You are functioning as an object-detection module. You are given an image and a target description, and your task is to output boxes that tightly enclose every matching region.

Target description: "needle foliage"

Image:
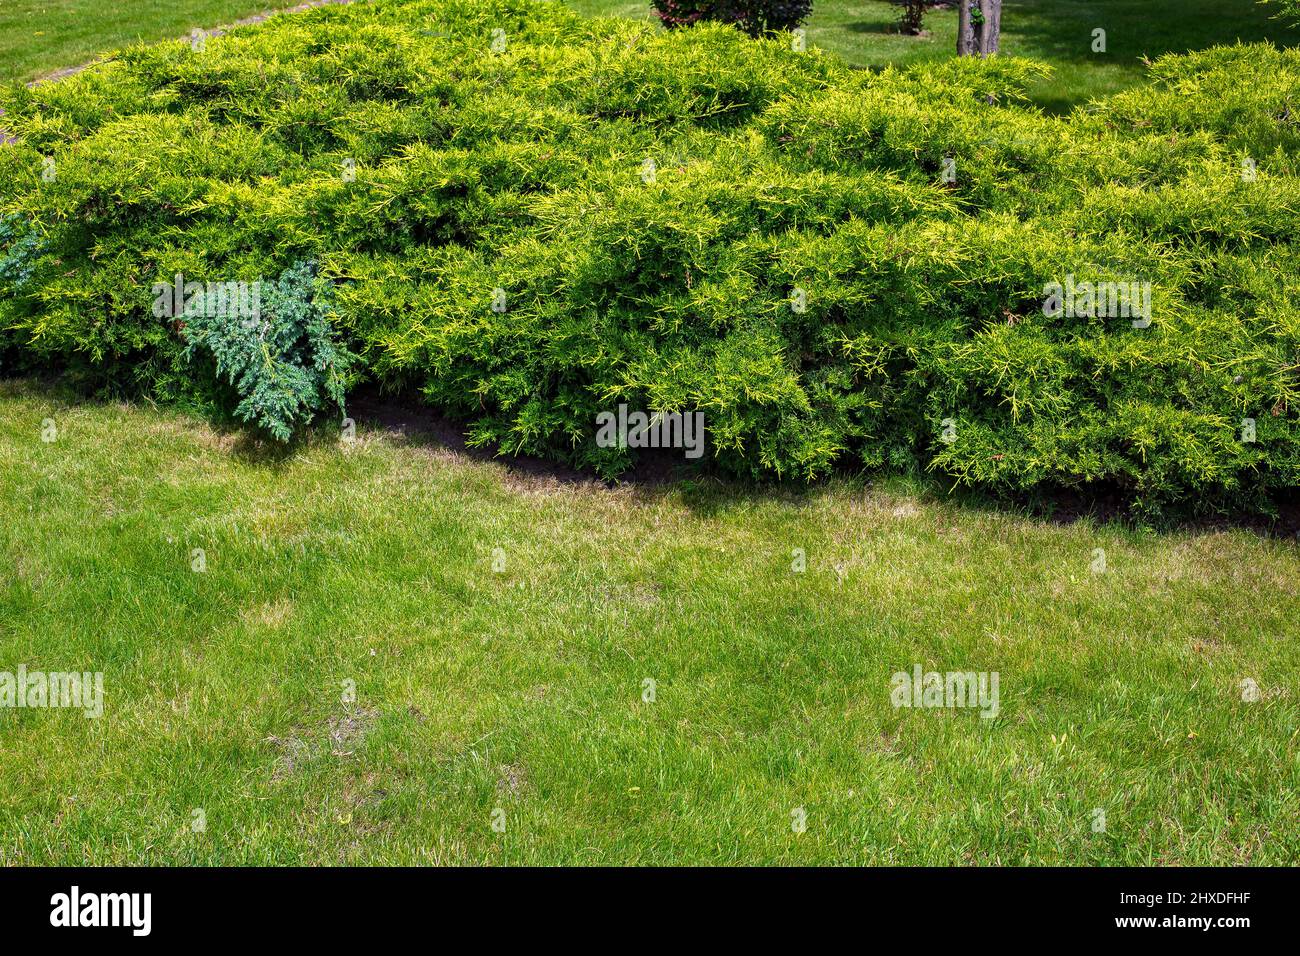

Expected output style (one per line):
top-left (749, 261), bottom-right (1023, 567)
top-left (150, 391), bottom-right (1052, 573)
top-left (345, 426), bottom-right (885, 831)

top-left (1, 0), bottom-right (1298, 512)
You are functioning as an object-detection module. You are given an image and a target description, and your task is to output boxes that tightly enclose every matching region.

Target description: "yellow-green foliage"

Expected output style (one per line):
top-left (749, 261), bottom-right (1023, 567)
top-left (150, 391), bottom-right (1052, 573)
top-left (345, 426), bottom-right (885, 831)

top-left (1, 0), bottom-right (1298, 511)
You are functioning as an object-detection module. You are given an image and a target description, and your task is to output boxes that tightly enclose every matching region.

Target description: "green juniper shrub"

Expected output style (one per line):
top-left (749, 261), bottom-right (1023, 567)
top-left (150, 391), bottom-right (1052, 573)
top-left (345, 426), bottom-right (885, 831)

top-left (1, 0), bottom-right (1299, 514)
top-left (180, 260), bottom-right (356, 441)
top-left (0, 213), bottom-right (44, 293)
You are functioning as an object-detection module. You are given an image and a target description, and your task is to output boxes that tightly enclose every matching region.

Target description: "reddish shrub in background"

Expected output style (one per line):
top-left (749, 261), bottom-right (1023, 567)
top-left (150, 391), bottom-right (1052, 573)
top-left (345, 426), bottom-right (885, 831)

top-left (650, 0), bottom-right (813, 36)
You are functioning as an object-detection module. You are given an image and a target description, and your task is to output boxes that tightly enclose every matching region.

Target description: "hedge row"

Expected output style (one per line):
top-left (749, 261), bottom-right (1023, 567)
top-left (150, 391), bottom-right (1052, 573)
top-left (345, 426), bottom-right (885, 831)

top-left (2, 0), bottom-right (1299, 512)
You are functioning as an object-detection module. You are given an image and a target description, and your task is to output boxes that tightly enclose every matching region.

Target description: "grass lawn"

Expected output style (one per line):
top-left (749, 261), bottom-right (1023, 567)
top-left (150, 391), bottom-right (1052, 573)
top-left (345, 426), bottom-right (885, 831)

top-left (5, 0), bottom-right (1299, 109)
top-left (1, 379), bottom-right (1297, 865)
top-left (3, 0), bottom-right (1300, 866)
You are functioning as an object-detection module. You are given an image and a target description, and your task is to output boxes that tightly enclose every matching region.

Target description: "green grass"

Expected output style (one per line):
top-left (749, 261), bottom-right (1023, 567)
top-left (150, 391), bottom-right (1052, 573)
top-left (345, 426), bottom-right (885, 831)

top-left (2, 379), bottom-right (1297, 865)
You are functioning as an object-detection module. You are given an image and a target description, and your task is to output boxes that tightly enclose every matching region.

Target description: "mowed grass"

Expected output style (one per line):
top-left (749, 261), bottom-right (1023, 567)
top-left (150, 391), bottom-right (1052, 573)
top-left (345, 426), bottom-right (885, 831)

top-left (1, 379), bottom-right (1297, 865)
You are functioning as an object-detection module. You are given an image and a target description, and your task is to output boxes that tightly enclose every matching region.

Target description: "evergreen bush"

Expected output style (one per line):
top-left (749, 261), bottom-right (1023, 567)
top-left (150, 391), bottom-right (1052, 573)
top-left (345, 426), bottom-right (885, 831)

top-left (1, 0), bottom-right (1298, 513)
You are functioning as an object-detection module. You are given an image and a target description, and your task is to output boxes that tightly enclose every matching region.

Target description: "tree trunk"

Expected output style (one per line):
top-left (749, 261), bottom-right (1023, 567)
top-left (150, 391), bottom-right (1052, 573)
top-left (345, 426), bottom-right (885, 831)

top-left (958, 0), bottom-right (1002, 57)
top-left (983, 0), bottom-right (1002, 55)
top-left (957, 1), bottom-right (976, 56)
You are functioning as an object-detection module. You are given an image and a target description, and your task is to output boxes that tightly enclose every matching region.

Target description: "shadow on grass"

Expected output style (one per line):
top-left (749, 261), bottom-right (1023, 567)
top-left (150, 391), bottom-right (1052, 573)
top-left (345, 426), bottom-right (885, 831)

top-left (843, 19), bottom-right (911, 36)
top-left (1002, 0), bottom-right (1300, 69)
top-left (346, 386), bottom-right (1300, 540)
top-left (7, 376), bottom-right (1299, 539)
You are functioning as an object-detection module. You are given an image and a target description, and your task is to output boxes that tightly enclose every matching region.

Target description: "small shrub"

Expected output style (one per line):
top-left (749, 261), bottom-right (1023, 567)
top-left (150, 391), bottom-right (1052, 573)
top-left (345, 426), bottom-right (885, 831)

top-left (651, 0), bottom-right (814, 37)
top-left (898, 1), bottom-right (928, 35)
top-left (0, 214), bottom-right (44, 293)
top-left (181, 260), bottom-right (355, 441)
